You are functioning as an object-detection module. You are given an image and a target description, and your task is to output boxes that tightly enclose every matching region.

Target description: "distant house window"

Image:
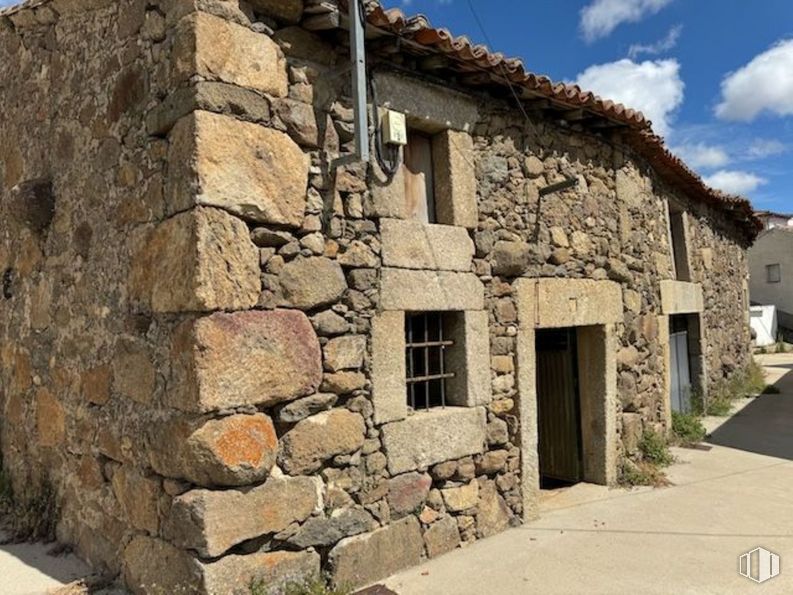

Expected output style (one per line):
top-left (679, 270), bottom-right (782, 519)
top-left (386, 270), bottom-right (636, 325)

top-left (767, 264), bottom-right (781, 284)
top-left (668, 203), bottom-right (691, 282)
top-left (403, 131), bottom-right (437, 224)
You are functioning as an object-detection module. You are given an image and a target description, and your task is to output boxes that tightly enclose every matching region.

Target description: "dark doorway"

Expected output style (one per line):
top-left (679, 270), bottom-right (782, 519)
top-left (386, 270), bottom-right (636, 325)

top-left (536, 328), bottom-right (583, 487)
top-left (669, 314), bottom-right (703, 414)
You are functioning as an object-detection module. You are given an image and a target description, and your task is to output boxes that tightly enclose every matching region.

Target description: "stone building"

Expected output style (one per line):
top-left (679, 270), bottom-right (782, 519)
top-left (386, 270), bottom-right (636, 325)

top-left (0, 0), bottom-right (759, 593)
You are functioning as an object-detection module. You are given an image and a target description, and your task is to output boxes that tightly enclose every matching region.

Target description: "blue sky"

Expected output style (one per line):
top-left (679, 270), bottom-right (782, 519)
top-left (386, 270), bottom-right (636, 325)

top-left (389, 0), bottom-right (793, 212)
top-left (3, 0), bottom-right (791, 210)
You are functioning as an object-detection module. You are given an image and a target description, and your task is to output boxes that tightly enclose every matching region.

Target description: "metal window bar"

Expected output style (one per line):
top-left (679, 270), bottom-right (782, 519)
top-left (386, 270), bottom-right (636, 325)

top-left (405, 312), bottom-right (455, 411)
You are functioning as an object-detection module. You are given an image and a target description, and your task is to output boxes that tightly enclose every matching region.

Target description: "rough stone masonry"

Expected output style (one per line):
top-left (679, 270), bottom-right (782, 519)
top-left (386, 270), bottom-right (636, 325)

top-left (0, 0), bottom-right (758, 593)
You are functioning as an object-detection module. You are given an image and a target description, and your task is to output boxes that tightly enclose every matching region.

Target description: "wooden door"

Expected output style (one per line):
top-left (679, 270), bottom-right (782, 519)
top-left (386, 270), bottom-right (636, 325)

top-left (536, 328), bottom-right (582, 484)
top-left (403, 132), bottom-right (436, 223)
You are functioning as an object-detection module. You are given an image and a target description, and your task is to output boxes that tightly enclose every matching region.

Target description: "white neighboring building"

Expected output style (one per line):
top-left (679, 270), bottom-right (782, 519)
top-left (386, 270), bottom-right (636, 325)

top-left (748, 227), bottom-right (793, 333)
top-left (750, 305), bottom-right (777, 346)
top-left (755, 210), bottom-right (793, 230)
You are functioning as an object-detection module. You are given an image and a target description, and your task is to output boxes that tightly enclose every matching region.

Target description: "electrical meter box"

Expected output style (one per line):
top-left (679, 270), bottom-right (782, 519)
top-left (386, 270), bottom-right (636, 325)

top-left (382, 110), bottom-right (408, 146)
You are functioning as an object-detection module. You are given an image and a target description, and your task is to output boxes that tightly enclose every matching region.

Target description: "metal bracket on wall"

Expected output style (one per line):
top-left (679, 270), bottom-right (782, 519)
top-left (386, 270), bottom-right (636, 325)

top-left (539, 176), bottom-right (579, 197)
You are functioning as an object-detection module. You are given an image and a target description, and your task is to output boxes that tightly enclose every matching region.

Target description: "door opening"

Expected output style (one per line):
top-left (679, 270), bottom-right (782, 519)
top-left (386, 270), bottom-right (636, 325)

top-left (669, 314), bottom-right (703, 414)
top-left (536, 328), bottom-right (583, 488)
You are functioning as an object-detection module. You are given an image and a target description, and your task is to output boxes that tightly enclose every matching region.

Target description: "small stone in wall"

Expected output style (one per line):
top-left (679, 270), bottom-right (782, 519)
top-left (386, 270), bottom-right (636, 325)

top-left (36, 388), bottom-right (65, 448)
top-left (387, 472), bottom-right (432, 518)
top-left (486, 418), bottom-right (509, 446)
top-left (251, 228), bottom-right (294, 248)
top-left (524, 156), bottom-right (544, 178)
top-left (617, 346), bottom-right (640, 368)
top-left (286, 507), bottom-right (375, 548)
top-left (607, 258), bottom-right (632, 283)
top-left (275, 393), bottom-right (338, 424)
top-left (338, 240), bottom-right (379, 268)
top-left (82, 364), bottom-right (113, 405)
top-left (430, 461), bottom-right (457, 481)
top-left (492, 241), bottom-right (530, 277)
top-left (475, 450), bottom-right (509, 476)
top-left (549, 247), bottom-right (572, 265)
top-left (549, 226), bottom-right (569, 247)
top-left (622, 413), bottom-right (643, 455)
top-left (275, 98), bottom-right (320, 148)
top-left (476, 480), bottom-right (513, 538)
top-left (299, 232), bottom-right (325, 255)
top-left (424, 516), bottom-right (461, 559)
top-left (280, 257), bottom-right (347, 310)
top-left (320, 371), bottom-right (366, 394)
top-left (111, 466), bottom-right (161, 535)
top-left (323, 335), bottom-right (366, 372)
top-left (278, 409), bottom-right (366, 475)
top-left (112, 338), bottom-right (156, 405)
top-left (441, 480), bottom-right (479, 513)
top-left (311, 310), bottom-right (350, 337)
top-left (453, 458), bottom-right (476, 481)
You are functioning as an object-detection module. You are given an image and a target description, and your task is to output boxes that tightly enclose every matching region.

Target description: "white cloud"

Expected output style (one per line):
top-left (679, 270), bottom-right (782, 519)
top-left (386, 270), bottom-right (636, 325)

top-left (580, 0), bottom-right (674, 43)
top-left (672, 143), bottom-right (729, 169)
top-left (747, 138), bottom-right (786, 159)
top-left (628, 24), bottom-right (682, 59)
top-left (574, 58), bottom-right (684, 137)
top-left (715, 39), bottom-right (793, 121)
top-left (703, 170), bottom-right (767, 195)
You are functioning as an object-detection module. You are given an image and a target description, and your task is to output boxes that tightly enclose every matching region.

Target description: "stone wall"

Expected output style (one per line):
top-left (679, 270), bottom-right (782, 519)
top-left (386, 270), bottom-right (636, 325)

top-left (0, 1), bottom-right (753, 593)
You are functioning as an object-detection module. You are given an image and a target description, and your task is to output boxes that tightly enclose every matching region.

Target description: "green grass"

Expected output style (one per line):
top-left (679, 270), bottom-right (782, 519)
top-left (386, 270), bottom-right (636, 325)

top-left (671, 411), bottom-right (707, 446)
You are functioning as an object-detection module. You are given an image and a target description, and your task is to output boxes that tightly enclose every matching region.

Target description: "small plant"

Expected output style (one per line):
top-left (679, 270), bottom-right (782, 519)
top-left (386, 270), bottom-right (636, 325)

top-left (703, 359), bottom-right (771, 416)
top-left (252, 575), bottom-right (351, 595)
top-left (671, 411), bottom-right (707, 446)
top-left (638, 430), bottom-right (674, 467)
top-left (618, 460), bottom-right (670, 487)
top-left (705, 381), bottom-right (734, 416)
top-left (743, 359), bottom-right (767, 395)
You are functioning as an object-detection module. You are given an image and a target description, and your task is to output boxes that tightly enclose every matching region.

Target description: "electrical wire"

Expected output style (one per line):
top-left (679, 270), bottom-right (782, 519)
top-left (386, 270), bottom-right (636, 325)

top-left (369, 71), bottom-right (401, 179)
top-left (465, 0), bottom-right (537, 134)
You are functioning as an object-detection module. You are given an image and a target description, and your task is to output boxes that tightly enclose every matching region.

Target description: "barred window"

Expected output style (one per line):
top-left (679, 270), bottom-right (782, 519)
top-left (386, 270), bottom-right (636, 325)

top-left (405, 312), bottom-right (457, 411)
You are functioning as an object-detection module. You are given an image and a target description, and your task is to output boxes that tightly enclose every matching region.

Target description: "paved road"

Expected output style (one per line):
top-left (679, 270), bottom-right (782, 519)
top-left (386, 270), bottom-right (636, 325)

top-left (385, 353), bottom-right (793, 594)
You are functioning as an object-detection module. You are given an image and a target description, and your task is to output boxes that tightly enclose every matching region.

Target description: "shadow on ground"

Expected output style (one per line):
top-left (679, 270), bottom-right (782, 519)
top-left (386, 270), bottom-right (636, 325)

top-left (0, 528), bottom-right (90, 594)
top-left (707, 367), bottom-right (793, 461)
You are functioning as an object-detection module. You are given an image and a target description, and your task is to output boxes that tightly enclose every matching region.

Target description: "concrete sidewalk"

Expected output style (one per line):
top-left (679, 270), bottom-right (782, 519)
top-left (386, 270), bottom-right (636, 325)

top-left (385, 354), bottom-right (793, 595)
top-left (0, 532), bottom-right (91, 595)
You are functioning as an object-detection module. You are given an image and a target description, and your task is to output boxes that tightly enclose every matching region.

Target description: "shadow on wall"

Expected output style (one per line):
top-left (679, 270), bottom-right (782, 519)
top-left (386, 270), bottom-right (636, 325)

top-left (707, 367), bottom-right (793, 462)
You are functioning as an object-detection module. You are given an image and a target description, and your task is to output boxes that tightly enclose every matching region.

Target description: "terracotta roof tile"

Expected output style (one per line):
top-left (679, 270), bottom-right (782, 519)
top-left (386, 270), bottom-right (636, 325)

top-left (1, 0), bottom-right (762, 239)
top-left (363, 2), bottom-right (761, 240)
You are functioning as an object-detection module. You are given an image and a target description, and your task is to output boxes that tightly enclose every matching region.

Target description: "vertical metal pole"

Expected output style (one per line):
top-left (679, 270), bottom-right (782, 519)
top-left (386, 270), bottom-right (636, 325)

top-left (349, 0), bottom-right (370, 163)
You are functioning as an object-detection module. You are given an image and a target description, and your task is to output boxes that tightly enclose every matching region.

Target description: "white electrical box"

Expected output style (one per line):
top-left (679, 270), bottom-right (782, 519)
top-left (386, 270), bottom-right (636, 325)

top-left (382, 110), bottom-right (408, 146)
